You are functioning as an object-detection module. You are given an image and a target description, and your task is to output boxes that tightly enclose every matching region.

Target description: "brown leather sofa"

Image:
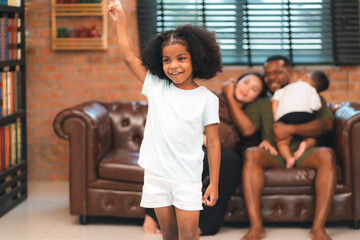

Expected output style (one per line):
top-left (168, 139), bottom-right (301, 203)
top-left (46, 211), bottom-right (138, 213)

top-left (53, 99), bottom-right (360, 228)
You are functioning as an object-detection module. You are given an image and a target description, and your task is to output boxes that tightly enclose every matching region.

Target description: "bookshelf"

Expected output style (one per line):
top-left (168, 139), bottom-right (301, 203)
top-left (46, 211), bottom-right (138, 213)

top-left (0, 0), bottom-right (27, 217)
top-left (51, 0), bottom-right (108, 50)
top-left (24, 2), bottom-right (30, 49)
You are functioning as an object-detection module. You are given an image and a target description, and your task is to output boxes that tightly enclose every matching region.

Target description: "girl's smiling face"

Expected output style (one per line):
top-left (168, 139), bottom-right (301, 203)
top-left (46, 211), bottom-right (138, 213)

top-left (162, 43), bottom-right (197, 90)
top-left (234, 74), bottom-right (263, 104)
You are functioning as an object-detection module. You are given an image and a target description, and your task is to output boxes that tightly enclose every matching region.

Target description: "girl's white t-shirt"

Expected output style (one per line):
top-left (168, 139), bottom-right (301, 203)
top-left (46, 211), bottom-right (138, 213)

top-left (138, 71), bottom-right (219, 183)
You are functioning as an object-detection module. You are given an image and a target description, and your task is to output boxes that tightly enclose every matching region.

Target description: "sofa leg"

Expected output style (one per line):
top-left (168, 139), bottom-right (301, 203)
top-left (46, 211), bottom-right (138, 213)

top-left (79, 216), bottom-right (89, 225)
top-left (351, 220), bottom-right (360, 229)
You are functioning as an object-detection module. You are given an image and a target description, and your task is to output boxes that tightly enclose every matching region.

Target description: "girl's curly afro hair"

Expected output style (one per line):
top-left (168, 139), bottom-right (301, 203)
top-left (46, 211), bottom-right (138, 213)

top-left (141, 25), bottom-right (223, 82)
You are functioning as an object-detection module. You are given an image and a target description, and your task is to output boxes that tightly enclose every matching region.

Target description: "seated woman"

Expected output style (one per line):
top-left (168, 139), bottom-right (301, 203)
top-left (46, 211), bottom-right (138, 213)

top-left (143, 72), bottom-right (266, 235)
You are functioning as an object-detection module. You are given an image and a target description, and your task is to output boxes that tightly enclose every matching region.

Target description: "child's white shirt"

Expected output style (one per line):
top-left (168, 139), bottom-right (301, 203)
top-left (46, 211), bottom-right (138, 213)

top-left (138, 71), bottom-right (219, 183)
top-left (272, 80), bottom-right (322, 121)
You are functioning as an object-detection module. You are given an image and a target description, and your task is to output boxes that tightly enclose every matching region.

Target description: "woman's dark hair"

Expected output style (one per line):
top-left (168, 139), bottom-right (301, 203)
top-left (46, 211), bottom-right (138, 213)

top-left (236, 72), bottom-right (267, 98)
top-left (141, 25), bottom-right (223, 82)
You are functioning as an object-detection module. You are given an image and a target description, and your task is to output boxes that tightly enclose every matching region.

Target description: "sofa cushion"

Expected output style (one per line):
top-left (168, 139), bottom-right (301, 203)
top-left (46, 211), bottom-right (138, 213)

top-left (99, 149), bottom-right (144, 183)
top-left (263, 165), bottom-right (342, 187)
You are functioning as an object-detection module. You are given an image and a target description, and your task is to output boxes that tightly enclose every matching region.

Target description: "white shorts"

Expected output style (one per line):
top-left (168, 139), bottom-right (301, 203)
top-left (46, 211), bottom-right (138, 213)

top-left (140, 170), bottom-right (203, 211)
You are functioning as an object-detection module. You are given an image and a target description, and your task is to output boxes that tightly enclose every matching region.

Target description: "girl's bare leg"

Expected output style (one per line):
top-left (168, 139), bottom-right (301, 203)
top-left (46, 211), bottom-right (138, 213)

top-left (154, 206), bottom-right (179, 240)
top-left (175, 208), bottom-right (200, 240)
top-left (143, 214), bottom-right (160, 234)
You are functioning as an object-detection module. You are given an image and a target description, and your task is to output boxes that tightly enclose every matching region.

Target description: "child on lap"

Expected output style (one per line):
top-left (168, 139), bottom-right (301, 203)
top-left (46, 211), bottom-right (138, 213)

top-left (272, 71), bottom-right (330, 168)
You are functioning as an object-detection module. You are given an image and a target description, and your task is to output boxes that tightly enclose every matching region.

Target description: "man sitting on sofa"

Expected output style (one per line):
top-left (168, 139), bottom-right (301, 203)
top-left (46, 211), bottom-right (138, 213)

top-left (237, 55), bottom-right (336, 240)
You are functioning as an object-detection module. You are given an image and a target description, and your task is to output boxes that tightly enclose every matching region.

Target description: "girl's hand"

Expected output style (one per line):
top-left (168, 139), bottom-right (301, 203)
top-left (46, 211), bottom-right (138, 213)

top-left (258, 140), bottom-right (278, 156)
top-left (202, 184), bottom-right (218, 207)
top-left (107, 0), bottom-right (124, 22)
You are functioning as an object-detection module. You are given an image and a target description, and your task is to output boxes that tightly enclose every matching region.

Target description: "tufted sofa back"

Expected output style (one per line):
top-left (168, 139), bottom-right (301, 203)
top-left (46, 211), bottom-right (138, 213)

top-left (53, 99), bottom-right (360, 224)
top-left (103, 101), bottom-right (148, 152)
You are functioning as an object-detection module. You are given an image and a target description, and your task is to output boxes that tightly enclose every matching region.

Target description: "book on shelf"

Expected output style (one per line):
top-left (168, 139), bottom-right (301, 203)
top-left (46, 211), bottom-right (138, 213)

top-left (7, 16), bottom-right (16, 60)
top-left (16, 13), bottom-right (20, 60)
top-left (0, 13), bottom-right (21, 61)
top-left (0, 17), bottom-right (2, 60)
top-left (0, 72), bottom-right (2, 115)
top-left (13, 70), bottom-right (17, 112)
top-left (2, 72), bottom-right (6, 116)
top-left (3, 17), bottom-right (9, 60)
top-left (8, 13), bottom-right (19, 60)
top-left (0, 0), bottom-right (21, 7)
top-left (0, 127), bottom-right (2, 171)
top-left (7, 69), bottom-right (12, 115)
top-left (0, 118), bottom-right (22, 171)
top-left (4, 124), bottom-right (9, 169)
top-left (0, 70), bottom-right (21, 116)
top-left (0, 17), bottom-right (3, 61)
top-left (16, 117), bottom-right (20, 162)
top-left (10, 122), bottom-right (15, 166)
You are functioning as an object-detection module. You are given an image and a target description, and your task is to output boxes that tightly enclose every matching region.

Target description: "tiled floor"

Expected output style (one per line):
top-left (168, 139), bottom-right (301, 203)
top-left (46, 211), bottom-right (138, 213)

top-left (0, 181), bottom-right (359, 240)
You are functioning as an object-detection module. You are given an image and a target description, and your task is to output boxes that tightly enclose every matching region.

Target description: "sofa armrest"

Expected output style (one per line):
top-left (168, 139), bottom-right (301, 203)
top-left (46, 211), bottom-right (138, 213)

top-left (333, 102), bottom-right (360, 219)
top-left (53, 101), bottom-right (112, 215)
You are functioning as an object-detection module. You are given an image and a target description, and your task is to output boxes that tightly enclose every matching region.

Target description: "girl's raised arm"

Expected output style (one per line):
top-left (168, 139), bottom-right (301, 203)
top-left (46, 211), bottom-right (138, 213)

top-left (108, 1), bottom-right (147, 83)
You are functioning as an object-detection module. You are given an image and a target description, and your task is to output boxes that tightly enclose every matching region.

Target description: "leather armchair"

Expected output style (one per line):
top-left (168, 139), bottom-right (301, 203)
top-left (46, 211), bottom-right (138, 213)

top-left (53, 100), bottom-right (360, 228)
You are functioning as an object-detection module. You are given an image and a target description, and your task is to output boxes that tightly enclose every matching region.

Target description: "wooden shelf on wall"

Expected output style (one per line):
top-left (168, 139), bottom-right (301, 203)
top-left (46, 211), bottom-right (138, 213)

top-left (53, 3), bottom-right (104, 16)
top-left (53, 37), bottom-right (105, 50)
top-left (51, 0), bottom-right (108, 50)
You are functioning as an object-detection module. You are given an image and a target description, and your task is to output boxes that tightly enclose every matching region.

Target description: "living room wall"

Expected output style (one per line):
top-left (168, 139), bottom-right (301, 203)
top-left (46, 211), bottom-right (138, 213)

top-left (26, 0), bottom-right (360, 180)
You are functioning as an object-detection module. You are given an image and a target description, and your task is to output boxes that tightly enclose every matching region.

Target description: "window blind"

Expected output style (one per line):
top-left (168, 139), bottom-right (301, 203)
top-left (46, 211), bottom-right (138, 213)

top-left (332, 0), bottom-right (360, 65)
top-left (137, 0), bottom-right (360, 65)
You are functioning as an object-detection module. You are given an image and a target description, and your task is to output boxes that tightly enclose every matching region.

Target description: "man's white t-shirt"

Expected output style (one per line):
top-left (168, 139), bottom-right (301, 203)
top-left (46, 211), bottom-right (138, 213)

top-left (138, 71), bottom-right (219, 183)
top-left (272, 80), bottom-right (322, 121)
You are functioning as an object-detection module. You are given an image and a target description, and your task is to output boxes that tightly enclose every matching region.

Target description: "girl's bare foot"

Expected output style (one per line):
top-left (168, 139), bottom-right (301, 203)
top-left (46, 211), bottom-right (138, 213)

top-left (293, 141), bottom-right (308, 161)
top-left (143, 215), bottom-right (161, 234)
top-left (241, 226), bottom-right (266, 240)
top-left (309, 228), bottom-right (332, 240)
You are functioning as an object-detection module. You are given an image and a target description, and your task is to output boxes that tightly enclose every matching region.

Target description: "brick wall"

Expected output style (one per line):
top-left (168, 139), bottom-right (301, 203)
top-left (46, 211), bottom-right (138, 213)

top-left (26, 0), bottom-right (360, 180)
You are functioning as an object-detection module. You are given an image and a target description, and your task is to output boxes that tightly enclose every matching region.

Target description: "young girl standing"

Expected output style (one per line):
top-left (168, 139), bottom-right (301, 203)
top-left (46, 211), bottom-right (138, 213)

top-left (108, 1), bottom-right (222, 239)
